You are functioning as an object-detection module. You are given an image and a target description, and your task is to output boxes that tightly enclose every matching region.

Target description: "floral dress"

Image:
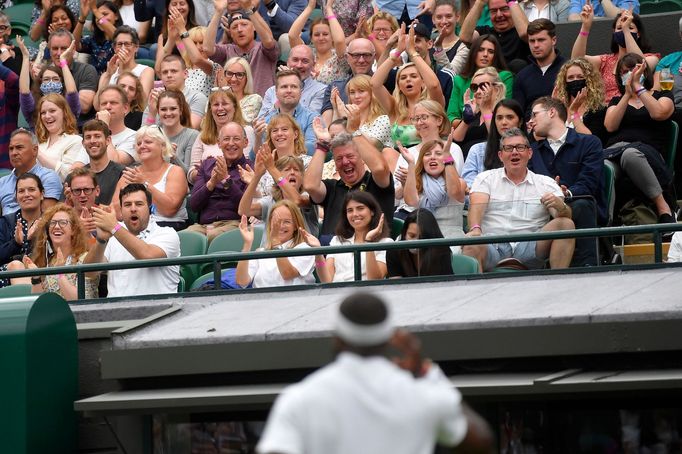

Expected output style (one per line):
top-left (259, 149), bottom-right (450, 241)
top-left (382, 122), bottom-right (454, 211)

top-left (80, 36), bottom-right (114, 75)
top-left (314, 49), bottom-right (351, 85)
top-left (42, 252), bottom-right (99, 299)
top-left (333, 0), bottom-right (374, 38)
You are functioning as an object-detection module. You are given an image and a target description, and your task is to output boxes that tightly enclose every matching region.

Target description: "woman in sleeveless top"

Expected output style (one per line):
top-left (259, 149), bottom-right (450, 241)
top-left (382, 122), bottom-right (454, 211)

top-left (112, 125), bottom-right (189, 230)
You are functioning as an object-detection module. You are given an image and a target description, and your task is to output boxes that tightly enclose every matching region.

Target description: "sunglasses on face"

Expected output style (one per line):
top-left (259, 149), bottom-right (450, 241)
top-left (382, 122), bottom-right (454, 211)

top-left (470, 81), bottom-right (491, 92)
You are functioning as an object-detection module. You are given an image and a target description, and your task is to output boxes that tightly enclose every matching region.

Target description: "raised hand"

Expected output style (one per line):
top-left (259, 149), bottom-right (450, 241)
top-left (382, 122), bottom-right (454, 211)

top-left (122, 166), bottom-right (145, 185)
top-left (299, 227), bottom-right (321, 247)
top-left (213, 0), bottom-right (227, 12)
top-left (253, 117), bottom-right (267, 136)
top-left (395, 23), bottom-right (408, 54)
top-left (397, 141), bottom-right (414, 166)
top-left (237, 163), bottom-right (255, 185)
top-left (96, 109), bottom-right (111, 126)
top-left (406, 21), bottom-right (417, 56)
top-left (345, 103), bottom-right (361, 132)
top-left (365, 213), bottom-right (385, 241)
top-left (14, 220), bottom-right (24, 245)
top-left (238, 214), bottom-right (254, 245)
top-left (147, 87), bottom-right (164, 117)
top-left (105, 54), bottom-right (120, 76)
top-left (416, 0), bottom-right (435, 16)
top-left (260, 143), bottom-right (276, 172)
top-left (79, 0), bottom-right (90, 15)
top-left (60, 40), bottom-right (76, 62)
top-left (15, 35), bottom-right (28, 56)
top-left (92, 205), bottom-right (117, 239)
top-left (80, 208), bottom-right (96, 232)
top-left (580, 0), bottom-right (593, 29)
top-left (569, 87), bottom-right (587, 117)
top-left (312, 117), bottom-right (331, 142)
top-left (354, 13), bottom-right (368, 38)
top-left (22, 255), bottom-right (38, 270)
top-left (55, 246), bottom-right (65, 266)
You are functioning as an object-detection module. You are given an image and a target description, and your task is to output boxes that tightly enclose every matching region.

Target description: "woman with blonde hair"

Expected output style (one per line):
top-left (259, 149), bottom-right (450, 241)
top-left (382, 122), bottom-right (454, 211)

top-left (187, 89), bottom-right (255, 183)
top-left (35, 93), bottom-right (87, 181)
top-left (8, 203), bottom-right (98, 300)
top-left (399, 137), bottom-right (466, 243)
top-left (223, 57), bottom-right (262, 124)
top-left (332, 74), bottom-right (396, 167)
top-left (236, 199), bottom-right (316, 288)
top-left (553, 57), bottom-right (607, 143)
top-left (371, 24), bottom-right (445, 149)
top-left (254, 114), bottom-right (312, 197)
top-left (364, 11), bottom-right (399, 61)
top-left (112, 125), bottom-right (189, 230)
top-left (452, 66), bottom-right (507, 156)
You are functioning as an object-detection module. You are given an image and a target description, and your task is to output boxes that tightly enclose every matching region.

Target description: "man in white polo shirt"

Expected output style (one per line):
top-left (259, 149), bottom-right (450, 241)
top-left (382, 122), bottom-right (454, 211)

top-left (464, 127), bottom-right (575, 271)
top-left (86, 183), bottom-right (180, 297)
top-left (257, 292), bottom-right (493, 454)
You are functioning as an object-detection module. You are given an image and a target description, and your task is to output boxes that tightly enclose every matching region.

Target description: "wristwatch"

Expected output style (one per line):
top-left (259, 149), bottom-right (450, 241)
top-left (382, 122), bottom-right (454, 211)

top-left (351, 130), bottom-right (363, 138)
top-left (180, 31), bottom-right (190, 39)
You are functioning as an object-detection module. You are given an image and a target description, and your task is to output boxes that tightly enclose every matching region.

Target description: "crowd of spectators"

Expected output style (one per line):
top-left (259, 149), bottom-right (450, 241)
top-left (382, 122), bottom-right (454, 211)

top-left (0, 0), bottom-right (681, 298)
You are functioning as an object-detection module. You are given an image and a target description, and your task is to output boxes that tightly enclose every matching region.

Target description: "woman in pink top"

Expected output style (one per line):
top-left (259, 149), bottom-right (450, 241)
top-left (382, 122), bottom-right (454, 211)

top-left (571, 6), bottom-right (659, 103)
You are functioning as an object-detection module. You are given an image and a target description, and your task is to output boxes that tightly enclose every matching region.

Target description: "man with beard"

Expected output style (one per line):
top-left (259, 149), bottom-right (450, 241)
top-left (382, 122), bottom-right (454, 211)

top-left (82, 120), bottom-right (125, 205)
top-left (86, 183), bottom-right (181, 297)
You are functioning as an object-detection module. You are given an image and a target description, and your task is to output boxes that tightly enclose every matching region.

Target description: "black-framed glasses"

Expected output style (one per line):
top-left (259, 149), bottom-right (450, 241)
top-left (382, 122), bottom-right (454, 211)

top-left (114, 41), bottom-right (135, 49)
top-left (225, 70), bottom-right (246, 80)
top-left (71, 187), bottom-right (95, 195)
top-left (0, 25), bottom-right (10, 32)
top-left (346, 52), bottom-right (374, 61)
top-left (48, 219), bottom-right (71, 228)
top-left (500, 144), bottom-right (531, 153)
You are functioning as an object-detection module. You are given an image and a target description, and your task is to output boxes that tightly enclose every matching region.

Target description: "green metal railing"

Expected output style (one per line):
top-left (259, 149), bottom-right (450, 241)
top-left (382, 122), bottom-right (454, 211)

top-left (1, 223), bottom-right (682, 300)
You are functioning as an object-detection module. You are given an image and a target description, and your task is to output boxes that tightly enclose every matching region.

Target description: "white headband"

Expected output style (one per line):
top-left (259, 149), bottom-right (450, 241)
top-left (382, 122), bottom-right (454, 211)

top-left (335, 311), bottom-right (394, 347)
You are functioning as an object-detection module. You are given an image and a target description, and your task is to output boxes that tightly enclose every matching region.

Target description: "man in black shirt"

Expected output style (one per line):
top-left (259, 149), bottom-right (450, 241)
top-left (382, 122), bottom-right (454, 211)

top-left (460, 0), bottom-right (531, 73)
top-left (82, 120), bottom-right (125, 205)
top-left (305, 109), bottom-right (394, 245)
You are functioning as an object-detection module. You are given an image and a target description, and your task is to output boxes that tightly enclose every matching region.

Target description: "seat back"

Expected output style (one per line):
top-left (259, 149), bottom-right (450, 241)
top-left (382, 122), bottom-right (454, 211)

top-left (177, 230), bottom-right (208, 287)
top-left (391, 218), bottom-right (404, 239)
top-left (201, 227), bottom-right (264, 274)
top-left (451, 254), bottom-right (480, 274)
top-left (666, 120), bottom-right (679, 173)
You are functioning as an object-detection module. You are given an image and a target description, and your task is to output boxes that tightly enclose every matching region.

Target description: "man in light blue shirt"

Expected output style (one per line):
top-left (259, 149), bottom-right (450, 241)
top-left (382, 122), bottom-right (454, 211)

top-left (259, 69), bottom-right (319, 155)
top-left (0, 130), bottom-right (61, 214)
top-left (258, 45), bottom-right (327, 116)
top-left (568, 0), bottom-right (639, 20)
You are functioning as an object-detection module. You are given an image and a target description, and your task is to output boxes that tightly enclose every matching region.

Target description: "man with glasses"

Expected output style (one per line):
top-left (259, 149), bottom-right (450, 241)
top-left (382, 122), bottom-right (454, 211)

top-left (463, 127), bottom-right (575, 271)
top-left (259, 45), bottom-right (327, 115)
top-left (82, 120), bottom-right (125, 205)
top-left (65, 167), bottom-right (100, 235)
top-left (0, 12), bottom-right (22, 76)
top-left (187, 122), bottom-right (252, 242)
top-left (0, 130), bottom-right (61, 214)
top-left (203, 1), bottom-right (278, 97)
top-left (321, 38), bottom-right (376, 125)
top-left (460, 0), bottom-right (530, 73)
top-left (529, 96), bottom-right (604, 267)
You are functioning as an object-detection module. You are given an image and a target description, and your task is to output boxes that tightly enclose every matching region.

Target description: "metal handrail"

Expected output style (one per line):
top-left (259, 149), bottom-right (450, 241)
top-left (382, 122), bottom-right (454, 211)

top-left (2, 223), bottom-right (681, 299)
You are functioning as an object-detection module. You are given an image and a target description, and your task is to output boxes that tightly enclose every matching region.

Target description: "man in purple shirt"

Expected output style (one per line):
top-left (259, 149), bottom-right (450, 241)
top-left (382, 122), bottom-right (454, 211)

top-left (187, 122), bottom-right (252, 242)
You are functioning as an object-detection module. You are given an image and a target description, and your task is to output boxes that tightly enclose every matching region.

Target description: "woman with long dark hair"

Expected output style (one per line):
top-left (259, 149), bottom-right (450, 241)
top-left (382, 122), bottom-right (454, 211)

top-left (387, 209), bottom-right (453, 278)
top-left (74, 0), bottom-right (124, 74)
top-left (317, 191), bottom-right (393, 282)
top-left (462, 98), bottom-right (525, 187)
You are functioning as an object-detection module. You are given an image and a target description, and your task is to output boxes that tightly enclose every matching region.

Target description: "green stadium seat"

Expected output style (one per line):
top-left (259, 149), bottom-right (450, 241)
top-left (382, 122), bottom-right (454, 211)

top-left (665, 120), bottom-right (678, 173)
top-left (135, 58), bottom-right (155, 69)
top-left (0, 168), bottom-right (12, 178)
top-left (451, 254), bottom-right (480, 274)
top-left (0, 284), bottom-right (33, 298)
top-left (5, 3), bottom-right (33, 31)
top-left (177, 230), bottom-right (208, 288)
top-left (640, 0), bottom-right (682, 14)
top-left (189, 272), bottom-right (214, 290)
top-left (391, 218), bottom-right (404, 239)
top-left (199, 227), bottom-right (264, 275)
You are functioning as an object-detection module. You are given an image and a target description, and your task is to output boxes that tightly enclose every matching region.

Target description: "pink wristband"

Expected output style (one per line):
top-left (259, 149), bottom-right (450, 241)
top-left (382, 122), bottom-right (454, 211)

top-left (470, 224), bottom-right (481, 231)
top-left (325, 14), bottom-right (337, 20)
top-left (315, 260), bottom-right (326, 267)
top-left (37, 18), bottom-right (46, 25)
top-left (390, 49), bottom-right (402, 60)
top-left (572, 112), bottom-right (581, 120)
top-left (368, 32), bottom-right (376, 40)
top-left (146, 116), bottom-right (156, 125)
top-left (579, 30), bottom-right (589, 36)
top-left (507, 1), bottom-right (517, 5)
top-left (442, 156), bottom-right (455, 164)
top-left (483, 113), bottom-right (493, 120)
top-left (176, 43), bottom-right (185, 51)
top-left (98, 16), bottom-right (108, 25)
top-left (59, 59), bottom-right (68, 68)
top-left (277, 177), bottom-right (287, 187)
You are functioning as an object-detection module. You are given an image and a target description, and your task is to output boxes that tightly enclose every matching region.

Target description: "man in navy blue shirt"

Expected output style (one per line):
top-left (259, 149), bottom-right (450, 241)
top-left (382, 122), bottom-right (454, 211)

top-left (513, 19), bottom-right (566, 120)
top-left (530, 96), bottom-right (605, 267)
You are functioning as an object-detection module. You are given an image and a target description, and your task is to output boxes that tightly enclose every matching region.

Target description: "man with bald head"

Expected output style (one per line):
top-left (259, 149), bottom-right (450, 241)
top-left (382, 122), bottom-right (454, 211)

top-left (321, 38), bottom-right (376, 125)
top-left (259, 45), bottom-right (327, 116)
top-left (187, 122), bottom-right (252, 241)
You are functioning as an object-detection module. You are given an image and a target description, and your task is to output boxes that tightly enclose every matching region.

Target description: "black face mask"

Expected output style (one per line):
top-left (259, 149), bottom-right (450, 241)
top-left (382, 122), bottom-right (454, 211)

top-left (613, 30), bottom-right (638, 48)
top-left (566, 79), bottom-right (587, 98)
